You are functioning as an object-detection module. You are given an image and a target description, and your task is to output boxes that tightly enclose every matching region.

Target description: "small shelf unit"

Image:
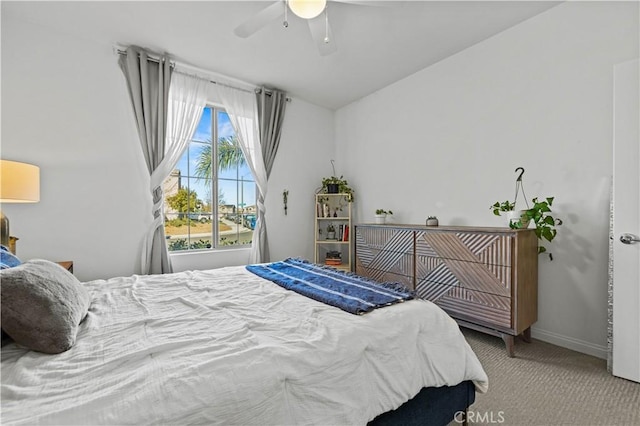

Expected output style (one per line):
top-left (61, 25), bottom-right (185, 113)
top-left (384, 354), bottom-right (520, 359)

top-left (314, 193), bottom-right (352, 271)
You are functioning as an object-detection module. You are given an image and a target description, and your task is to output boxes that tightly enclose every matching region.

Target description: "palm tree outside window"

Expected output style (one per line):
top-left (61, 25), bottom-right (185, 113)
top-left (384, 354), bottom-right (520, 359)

top-left (162, 106), bottom-right (256, 251)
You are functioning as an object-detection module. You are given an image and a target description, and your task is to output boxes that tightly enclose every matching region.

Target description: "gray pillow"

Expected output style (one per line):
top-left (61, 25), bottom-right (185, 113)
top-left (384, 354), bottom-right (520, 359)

top-left (0, 259), bottom-right (91, 354)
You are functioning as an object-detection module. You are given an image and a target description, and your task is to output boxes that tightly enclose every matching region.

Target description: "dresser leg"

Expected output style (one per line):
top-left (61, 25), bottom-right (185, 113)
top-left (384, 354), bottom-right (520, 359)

top-left (501, 334), bottom-right (515, 357)
top-left (521, 327), bottom-right (532, 343)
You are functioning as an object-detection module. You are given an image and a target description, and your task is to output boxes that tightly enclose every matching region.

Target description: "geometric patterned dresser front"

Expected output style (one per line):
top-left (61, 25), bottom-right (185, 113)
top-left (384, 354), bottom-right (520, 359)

top-left (355, 224), bottom-right (538, 357)
top-left (415, 230), bottom-right (513, 331)
top-left (354, 225), bottom-right (415, 291)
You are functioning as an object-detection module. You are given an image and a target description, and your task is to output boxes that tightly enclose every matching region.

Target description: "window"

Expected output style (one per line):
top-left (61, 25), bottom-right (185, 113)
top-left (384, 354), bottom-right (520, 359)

top-left (163, 106), bottom-right (256, 251)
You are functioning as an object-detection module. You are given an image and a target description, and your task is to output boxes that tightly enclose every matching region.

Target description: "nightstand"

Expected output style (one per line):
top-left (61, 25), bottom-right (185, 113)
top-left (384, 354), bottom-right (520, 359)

top-left (56, 261), bottom-right (74, 274)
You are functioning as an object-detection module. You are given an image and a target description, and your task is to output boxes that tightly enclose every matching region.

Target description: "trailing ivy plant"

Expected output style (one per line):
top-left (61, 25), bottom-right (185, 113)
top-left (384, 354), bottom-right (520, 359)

top-left (320, 175), bottom-right (354, 201)
top-left (489, 168), bottom-right (562, 260)
top-left (514, 197), bottom-right (563, 261)
top-left (318, 160), bottom-right (354, 201)
top-left (490, 200), bottom-right (516, 216)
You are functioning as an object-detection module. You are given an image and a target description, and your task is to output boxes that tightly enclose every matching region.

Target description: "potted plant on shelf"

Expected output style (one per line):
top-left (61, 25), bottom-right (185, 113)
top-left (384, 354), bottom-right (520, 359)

top-left (317, 160), bottom-right (354, 201)
top-left (326, 224), bottom-right (336, 240)
top-left (375, 209), bottom-right (393, 224)
top-left (320, 176), bottom-right (354, 201)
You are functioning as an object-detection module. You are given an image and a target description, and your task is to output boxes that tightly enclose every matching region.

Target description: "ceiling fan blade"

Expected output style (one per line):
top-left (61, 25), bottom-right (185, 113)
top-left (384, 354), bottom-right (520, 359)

top-left (234, 1), bottom-right (285, 38)
top-left (307, 16), bottom-right (337, 56)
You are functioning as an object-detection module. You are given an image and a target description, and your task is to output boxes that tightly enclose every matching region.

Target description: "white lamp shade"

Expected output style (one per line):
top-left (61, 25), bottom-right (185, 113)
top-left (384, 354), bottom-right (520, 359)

top-left (0, 160), bottom-right (40, 203)
top-left (288, 0), bottom-right (327, 19)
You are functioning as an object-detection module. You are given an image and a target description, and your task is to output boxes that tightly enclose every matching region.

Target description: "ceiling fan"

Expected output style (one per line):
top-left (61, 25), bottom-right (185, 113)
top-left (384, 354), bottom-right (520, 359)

top-left (234, 0), bottom-right (382, 56)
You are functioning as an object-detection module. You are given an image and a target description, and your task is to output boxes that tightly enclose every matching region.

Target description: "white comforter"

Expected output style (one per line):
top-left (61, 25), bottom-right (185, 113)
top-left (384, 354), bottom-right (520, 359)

top-left (1, 265), bottom-right (488, 425)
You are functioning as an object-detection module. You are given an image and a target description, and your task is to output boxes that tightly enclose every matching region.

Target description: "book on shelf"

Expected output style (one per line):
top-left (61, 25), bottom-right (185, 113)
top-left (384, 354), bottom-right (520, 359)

top-left (325, 250), bottom-right (342, 266)
top-left (317, 203), bottom-right (331, 218)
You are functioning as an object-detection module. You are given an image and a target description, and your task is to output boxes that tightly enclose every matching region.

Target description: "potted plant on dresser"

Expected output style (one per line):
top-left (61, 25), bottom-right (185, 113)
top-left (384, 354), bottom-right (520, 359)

top-left (374, 209), bottom-right (393, 224)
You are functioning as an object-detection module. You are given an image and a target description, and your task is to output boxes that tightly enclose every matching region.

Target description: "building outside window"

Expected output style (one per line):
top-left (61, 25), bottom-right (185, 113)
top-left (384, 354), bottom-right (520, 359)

top-left (163, 106), bottom-right (256, 251)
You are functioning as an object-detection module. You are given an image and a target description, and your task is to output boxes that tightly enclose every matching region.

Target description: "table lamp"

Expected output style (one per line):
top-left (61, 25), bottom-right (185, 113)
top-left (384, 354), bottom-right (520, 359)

top-left (0, 160), bottom-right (40, 247)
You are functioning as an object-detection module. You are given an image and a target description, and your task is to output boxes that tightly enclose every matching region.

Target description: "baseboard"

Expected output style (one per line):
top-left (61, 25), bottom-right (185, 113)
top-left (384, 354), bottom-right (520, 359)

top-left (531, 328), bottom-right (608, 360)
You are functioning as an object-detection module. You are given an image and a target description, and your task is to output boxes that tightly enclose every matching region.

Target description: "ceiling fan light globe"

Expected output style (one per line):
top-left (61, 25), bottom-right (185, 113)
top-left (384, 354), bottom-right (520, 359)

top-left (288, 0), bottom-right (327, 19)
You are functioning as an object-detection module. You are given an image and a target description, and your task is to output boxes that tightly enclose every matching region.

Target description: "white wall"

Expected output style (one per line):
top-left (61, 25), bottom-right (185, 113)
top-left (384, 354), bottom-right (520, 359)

top-left (1, 15), bottom-right (334, 281)
top-left (335, 1), bottom-right (638, 358)
top-left (1, 17), bottom-right (148, 281)
top-left (264, 100), bottom-right (335, 263)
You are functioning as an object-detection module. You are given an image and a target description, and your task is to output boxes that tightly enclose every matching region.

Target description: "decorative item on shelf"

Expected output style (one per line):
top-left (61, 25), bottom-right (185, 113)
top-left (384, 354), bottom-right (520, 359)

top-left (283, 189), bottom-right (289, 215)
top-left (320, 175), bottom-right (354, 200)
top-left (426, 216), bottom-right (439, 227)
top-left (374, 209), bottom-right (393, 224)
top-left (0, 160), bottom-right (40, 247)
top-left (326, 224), bottom-right (336, 240)
top-left (317, 160), bottom-right (354, 201)
top-left (489, 167), bottom-right (563, 260)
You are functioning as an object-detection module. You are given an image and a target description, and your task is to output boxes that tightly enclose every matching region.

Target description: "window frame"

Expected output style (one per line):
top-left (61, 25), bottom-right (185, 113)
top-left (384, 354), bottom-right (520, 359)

top-left (165, 103), bottom-right (257, 253)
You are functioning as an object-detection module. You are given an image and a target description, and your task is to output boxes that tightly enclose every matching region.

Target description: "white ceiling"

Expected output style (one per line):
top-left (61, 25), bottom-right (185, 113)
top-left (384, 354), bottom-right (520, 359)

top-left (2, 1), bottom-right (560, 110)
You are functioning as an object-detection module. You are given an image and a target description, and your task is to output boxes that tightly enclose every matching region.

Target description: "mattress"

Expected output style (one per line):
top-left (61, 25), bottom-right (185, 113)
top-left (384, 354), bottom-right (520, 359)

top-left (1, 265), bottom-right (488, 425)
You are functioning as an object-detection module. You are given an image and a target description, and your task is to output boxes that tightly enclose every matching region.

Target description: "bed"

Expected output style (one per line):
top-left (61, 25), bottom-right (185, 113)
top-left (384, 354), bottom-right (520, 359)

top-left (1, 257), bottom-right (488, 425)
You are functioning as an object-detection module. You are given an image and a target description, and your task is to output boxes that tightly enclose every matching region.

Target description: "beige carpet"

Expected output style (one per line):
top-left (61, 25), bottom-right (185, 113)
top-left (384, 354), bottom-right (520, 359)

top-left (461, 329), bottom-right (640, 426)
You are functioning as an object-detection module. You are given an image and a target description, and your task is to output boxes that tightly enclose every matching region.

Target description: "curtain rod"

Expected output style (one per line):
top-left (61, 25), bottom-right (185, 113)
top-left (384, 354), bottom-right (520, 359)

top-left (115, 48), bottom-right (290, 102)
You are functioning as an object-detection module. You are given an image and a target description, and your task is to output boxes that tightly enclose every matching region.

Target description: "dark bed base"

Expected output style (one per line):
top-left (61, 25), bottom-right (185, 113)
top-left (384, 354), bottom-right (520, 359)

top-left (368, 380), bottom-right (475, 426)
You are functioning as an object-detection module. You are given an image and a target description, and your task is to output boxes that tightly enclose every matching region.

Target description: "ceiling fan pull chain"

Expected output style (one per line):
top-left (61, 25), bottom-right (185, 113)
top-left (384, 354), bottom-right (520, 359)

top-left (283, 0), bottom-right (289, 28)
top-left (324, 5), bottom-right (330, 43)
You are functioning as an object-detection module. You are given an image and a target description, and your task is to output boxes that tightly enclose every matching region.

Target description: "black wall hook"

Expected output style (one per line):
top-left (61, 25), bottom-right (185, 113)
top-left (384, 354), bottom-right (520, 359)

top-left (515, 167), bottom-right (525, 182)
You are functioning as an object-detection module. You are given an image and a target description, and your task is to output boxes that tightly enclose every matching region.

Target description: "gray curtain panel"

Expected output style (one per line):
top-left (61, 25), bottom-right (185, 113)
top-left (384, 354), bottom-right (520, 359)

top-left (256, 87), bottom-right (287, 262)
top-left (257, 88), bottom-right (287, 178)
top-left (119, 46), bottom-right (173, 275)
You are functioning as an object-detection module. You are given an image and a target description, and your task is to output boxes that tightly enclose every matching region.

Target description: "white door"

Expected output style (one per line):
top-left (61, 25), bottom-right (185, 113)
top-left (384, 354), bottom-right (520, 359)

top-left (612, 58), bottom-right (640, 383)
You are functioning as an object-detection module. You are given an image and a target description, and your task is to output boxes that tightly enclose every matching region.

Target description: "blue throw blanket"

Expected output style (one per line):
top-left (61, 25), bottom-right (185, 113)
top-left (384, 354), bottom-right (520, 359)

top-left (246, 258), bottom-right (414, 315)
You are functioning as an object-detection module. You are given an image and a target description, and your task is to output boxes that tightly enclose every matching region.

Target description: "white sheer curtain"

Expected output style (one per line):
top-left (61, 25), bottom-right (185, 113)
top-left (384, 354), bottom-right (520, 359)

top-left (141, 71), bottom-right (209, 273)
top-left (214, 84), bottom-right (269, 263)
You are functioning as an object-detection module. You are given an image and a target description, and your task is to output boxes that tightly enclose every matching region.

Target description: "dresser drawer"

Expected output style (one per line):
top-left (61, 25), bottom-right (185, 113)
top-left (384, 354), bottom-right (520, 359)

top-left (355, 226), bottom-right (414, 285)
top-left (416, 230), bottom-right (513, 267)
top-left (356, 265), bottom-right (413, 290)
top-left (357, 226), bottom-right (414, 251)
top-left (416, 255), bottom-right (511, 297)
top-left (416, 280), bottom-right (512, 330)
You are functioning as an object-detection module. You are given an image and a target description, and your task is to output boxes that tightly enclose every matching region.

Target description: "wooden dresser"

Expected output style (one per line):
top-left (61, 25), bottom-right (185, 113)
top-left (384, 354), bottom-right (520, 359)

top-left (355, 224), bottom-right (538, 357)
